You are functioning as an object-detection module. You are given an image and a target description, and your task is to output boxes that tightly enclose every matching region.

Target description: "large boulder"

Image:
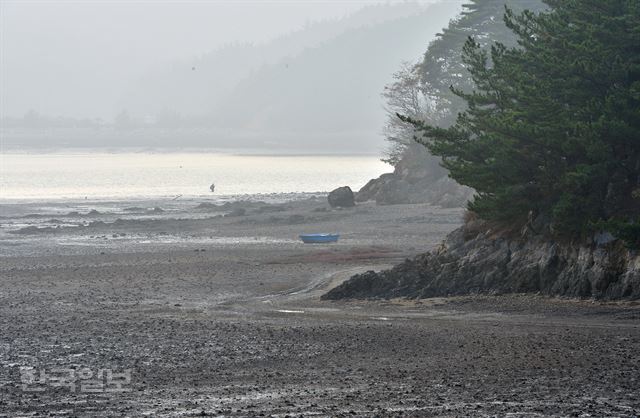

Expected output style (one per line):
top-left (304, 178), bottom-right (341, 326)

top-left (356, 173), bottom-right (409, 205)
top-left (356, 145), bottom-right (474, 208)
top-left (328, 186), bottom-right (355, 208)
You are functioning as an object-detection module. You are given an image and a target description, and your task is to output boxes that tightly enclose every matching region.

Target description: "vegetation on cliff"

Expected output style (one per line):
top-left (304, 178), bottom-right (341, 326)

top-left (383, 0), bottom-right (546, 163)
top-left (330, 1), bottom-right (640, 301)
top-left (369, 0), bottom-right (546, 207)
top-left (405, 0), bottom-right (640, 247)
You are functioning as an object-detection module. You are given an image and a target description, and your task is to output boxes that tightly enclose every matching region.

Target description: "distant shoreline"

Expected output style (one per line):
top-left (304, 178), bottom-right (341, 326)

top-left (0, 127), bottom-right (386, 155)
top-left (0, 146), bottom-right (384, 157)
top-left (0, 191), bottom-right (326, 206)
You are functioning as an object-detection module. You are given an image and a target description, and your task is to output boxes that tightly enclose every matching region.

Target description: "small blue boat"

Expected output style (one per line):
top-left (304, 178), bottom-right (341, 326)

top-left (299, 233), bottom-right (340, 244)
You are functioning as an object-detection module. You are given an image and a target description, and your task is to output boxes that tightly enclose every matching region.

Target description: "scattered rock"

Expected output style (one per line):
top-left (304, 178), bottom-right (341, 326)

top-left (195, 202), bottom-right (219, 210)
top-left (225, 208), bottom-right (246, 217)
top-left (22, 213), bottom-right (46, 218)
top-left (255, 205), bottom-right (286, 214)
top-left (285, 214), bottom-right (305, 224)
top-left (328, 186), bottom-right (355, 208)
top-left (9, 226), bottom-right (48, 234)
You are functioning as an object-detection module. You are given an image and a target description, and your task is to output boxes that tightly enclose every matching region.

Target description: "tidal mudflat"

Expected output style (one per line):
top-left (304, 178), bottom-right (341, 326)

top-left (1, 198), bottom-right (638, 417)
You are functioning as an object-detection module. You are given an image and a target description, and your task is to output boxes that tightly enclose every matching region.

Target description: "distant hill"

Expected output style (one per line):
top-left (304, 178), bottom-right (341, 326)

top-left (212, 4), bottom-right (461, 130)
top-left (116, 1), bottom-right (463, 152)
top-left (3, 2), bottom-right (463, 152)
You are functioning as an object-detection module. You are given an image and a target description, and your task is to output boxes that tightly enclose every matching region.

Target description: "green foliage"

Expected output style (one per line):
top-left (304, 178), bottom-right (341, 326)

top-left (407, 0), bottom-right (640, 243)
top-left (382, 0), bottom-right (546, 165)
top-left (418, 0), bottom-right (547, 128)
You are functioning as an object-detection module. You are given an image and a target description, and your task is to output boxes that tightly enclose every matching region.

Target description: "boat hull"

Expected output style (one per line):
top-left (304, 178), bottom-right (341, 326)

top-left (299, 234), bottom-right (340, 244)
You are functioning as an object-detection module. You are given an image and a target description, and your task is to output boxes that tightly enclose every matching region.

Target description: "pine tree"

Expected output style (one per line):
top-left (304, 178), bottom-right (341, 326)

top-left (382, 0), bottom-right (547, 170)
top-left (406, 0), bottom-right (640, 245)
top-left (418, 0), bottom-right (547, 128)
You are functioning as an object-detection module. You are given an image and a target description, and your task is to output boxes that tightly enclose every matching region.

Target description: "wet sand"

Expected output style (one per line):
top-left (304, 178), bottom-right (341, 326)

top-left (1, 199), bottom-right (639, 417)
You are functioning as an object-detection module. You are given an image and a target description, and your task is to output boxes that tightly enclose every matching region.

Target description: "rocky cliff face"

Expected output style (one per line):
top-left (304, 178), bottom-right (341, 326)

top-left (323, 220), bottom-right (640, 300)
top-left (356, 148), bottom-right (474, 208)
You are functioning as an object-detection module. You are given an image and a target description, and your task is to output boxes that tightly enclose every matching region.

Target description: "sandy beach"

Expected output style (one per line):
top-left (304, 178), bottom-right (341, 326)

top-left (1, 197), bottom-right (639, 417)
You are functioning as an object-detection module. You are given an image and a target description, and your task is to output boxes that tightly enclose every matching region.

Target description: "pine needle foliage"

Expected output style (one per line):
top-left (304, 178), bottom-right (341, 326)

top-left (405, 0), bottom-right (640, 245)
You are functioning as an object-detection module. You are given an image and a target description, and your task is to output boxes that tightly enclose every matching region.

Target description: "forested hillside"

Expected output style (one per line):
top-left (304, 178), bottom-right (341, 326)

top-left (411, 0), bottom-right (640, 245)
top-left (358, 0), bottom-right (547, 206)
top-left (115, 1), bottom-right (462, 151)
top-left (119, 2), bottom-right (451, 119)
top-left (328, 0), bottom-right (640, 301)
top-left (4, 2), bottom-right (463, 151)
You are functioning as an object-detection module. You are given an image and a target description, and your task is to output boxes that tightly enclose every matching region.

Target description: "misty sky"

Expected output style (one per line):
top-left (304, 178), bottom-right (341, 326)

top-left (1, 0), bottom-right (444, 119)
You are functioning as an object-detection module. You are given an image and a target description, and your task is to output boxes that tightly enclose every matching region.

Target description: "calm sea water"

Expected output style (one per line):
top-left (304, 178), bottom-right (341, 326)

top-left (0, 152), bottom-right (390, 201)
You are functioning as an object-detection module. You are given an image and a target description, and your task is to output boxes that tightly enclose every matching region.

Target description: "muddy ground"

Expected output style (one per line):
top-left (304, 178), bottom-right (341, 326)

top-left (0, 199), bottom-right (639, 417)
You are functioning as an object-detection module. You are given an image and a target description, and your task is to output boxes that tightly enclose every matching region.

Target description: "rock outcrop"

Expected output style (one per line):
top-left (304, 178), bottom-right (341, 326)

top-left (323, 220), bottom-right (640, 300)
top-left (356, 147), bottom-right (474, 208)
top-left (328, 186), bottom-right (355, 208)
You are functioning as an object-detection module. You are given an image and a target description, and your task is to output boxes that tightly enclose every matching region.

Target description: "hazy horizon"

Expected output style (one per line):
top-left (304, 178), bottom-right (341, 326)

top-left (1, 0), bottom-right (453, 120)
top-left (0, 0), bottom-right (464, 153)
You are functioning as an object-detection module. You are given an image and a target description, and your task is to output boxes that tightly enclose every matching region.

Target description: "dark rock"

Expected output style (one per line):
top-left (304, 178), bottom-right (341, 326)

top-left (356, 146), bottom-right (474, 207)
top-left (285, 214), bottom-right (305, 224)
top-left (255, 205), bottom-right (286, 214)
top-left (328, 186), bottom-right (355, 208)
top-left (9, 226), bottom-right (52, 234)
top-left (225, 208), bottom-right (246, 217)
top-left (195, 202), bottom-right (219, 210)
top-left (22, 213), bottom-right (46, 218)
top-left (323, 223), bottom-right (640, 301)
top-left (375, 177), bottom-right (410, 205)
top-left (356, 173), bottom-right (395, 203)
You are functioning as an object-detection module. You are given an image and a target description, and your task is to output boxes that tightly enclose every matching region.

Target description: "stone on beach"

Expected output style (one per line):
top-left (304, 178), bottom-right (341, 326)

top-left (328, 186), bottom-right (355, 208)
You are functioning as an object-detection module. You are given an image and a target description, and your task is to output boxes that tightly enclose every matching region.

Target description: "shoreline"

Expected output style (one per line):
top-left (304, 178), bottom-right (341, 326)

top-left (1, 197), bottom-right (639, 416)
top-left (0, 192), bottom-right (327, 209)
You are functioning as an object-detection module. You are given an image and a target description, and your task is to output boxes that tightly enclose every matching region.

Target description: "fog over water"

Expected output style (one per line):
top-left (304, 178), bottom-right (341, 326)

top-left (1, 0), bottom-right (464, 153)
top-left (2, 1), bottom-right (382, 118)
